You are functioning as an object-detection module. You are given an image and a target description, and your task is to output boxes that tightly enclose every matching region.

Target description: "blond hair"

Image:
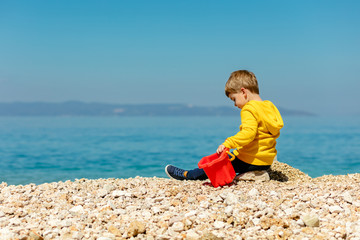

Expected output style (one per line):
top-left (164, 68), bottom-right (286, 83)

top-left (225, 70), bottom-right (259, 97)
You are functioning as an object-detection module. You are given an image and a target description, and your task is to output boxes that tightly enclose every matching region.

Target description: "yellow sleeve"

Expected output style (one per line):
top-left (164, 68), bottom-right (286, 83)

top-left (223, 109), bottom-right (258, 149)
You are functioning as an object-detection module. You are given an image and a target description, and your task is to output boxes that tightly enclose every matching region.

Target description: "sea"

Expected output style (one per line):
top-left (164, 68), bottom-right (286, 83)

top-left (1, 116), bottom-right (360, 186)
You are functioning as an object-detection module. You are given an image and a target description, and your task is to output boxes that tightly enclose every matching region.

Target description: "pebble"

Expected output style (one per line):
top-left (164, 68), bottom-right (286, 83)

top-left (225, 193), bottom-right (238, 205)
top-left (69, 205), bottom-right (84, 215)
top-left (0, 161), bottom-right (359, 239)
top-left (248, 188), bottom-right (259, 197)
top-left (97, 189), bottom-right (108, 198)
top-left (214, 220), bottom-right (226, 229)
top-left (342, 192), bottom-right (353, 203)
top-left (172, 222), bottom-right (184, 232)
top-left (235, 170), bottom-right (270, 182)
top-left (296, 219), bottom-right (305, 227)
top-left (186, 229), bottom-right (200, 240)
top-left (301, 213), bottom-right (320, 227)
top-left (185, 210), bottom-right (197, 218)
top-left (127, 220), bottom-right (146, 237)
top-left (329, 205), bottom-right (343, 213)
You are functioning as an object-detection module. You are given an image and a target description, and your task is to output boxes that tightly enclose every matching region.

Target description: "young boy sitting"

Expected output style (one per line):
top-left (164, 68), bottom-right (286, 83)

top-left (165, 70), bottom-right (284, 181)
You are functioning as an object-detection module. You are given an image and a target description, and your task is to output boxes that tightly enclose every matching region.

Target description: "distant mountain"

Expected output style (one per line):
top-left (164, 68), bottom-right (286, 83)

top-left (0, 101), bottom-right (314, 116)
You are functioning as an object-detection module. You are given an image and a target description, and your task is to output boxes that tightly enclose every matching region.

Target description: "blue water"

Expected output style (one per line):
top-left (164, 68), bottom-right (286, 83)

top-left (0, 116), bottom-right (359, 185)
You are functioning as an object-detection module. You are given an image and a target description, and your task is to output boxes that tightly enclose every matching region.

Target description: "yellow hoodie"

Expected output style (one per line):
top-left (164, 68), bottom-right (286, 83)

top-left (223, 100), bottom-right (284, 166)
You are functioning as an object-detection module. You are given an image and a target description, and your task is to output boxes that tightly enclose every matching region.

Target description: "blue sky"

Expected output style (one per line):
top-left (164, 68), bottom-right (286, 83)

top-left (1, 1), bottom-right (359, 115)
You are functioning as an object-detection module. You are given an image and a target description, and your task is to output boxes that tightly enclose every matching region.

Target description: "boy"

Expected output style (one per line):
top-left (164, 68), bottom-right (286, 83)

top-left (165, 70), bottom-right (284, 181)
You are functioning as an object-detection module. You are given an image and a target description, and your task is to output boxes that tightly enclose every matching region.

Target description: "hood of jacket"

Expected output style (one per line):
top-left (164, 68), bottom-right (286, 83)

top-left (247, 100), bottom-right (284, 135)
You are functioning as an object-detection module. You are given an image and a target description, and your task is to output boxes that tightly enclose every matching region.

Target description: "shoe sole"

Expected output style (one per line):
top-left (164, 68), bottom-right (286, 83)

top-left (165, 165), bottom-right (175, 180)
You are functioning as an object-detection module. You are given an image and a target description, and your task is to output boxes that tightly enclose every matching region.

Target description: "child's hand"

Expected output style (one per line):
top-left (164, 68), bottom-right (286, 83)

top-left (216, 144), bottom-right (226, 154)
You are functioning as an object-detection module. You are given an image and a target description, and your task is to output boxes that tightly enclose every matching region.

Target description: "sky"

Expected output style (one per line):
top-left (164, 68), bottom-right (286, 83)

top-left (1, 0), bottom-right (360, 116)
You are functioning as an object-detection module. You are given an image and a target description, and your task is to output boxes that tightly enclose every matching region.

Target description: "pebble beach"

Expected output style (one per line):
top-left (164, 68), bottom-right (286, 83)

top-left (1, 161), bottom-right (360, 240)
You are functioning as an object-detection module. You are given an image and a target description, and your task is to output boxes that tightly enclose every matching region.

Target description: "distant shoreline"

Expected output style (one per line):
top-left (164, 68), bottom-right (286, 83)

top-left (0, 101), bottom-right (314, 117)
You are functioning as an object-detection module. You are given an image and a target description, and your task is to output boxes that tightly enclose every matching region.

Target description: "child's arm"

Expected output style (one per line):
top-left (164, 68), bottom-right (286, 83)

top-left (222, 109), bottom-right (258, 150)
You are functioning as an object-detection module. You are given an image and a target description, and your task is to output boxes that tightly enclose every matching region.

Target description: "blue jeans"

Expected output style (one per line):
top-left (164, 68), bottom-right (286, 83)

top-left (187, 155), bottom-right (271, 180)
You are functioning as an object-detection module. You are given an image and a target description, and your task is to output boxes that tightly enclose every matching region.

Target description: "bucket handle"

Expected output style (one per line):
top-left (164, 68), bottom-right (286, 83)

top-left (226, 151), bottom-right (236, 161)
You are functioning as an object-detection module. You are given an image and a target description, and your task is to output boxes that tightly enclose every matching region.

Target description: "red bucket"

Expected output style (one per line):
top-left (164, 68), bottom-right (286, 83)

top-left (198, 148), bottom-right (236, 188)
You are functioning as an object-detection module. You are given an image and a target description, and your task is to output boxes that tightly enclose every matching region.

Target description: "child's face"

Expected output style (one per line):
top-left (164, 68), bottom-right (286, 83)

top-left (229, 92), bottom-right (246, 109)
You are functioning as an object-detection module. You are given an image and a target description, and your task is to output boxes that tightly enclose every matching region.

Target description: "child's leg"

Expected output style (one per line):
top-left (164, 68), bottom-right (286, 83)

top-left (165, 165), bottom-right (208, 181)
top-left (186, 168), bottom-right (208, 180)
top-left (231, 157), bottom-right (270, 174)
top-left (166, 154), bottom-right (270, 181)
top-left (187, 156), bottom-right (270, 180)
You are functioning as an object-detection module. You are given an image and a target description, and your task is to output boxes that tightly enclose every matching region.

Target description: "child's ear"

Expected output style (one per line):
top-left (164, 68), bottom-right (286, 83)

top-left (241, 87), bottom-right (248, 98)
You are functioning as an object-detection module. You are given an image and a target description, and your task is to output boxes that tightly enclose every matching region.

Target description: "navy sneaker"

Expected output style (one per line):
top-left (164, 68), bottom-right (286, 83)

top-left (165, 165), bottom-right (188, 180)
